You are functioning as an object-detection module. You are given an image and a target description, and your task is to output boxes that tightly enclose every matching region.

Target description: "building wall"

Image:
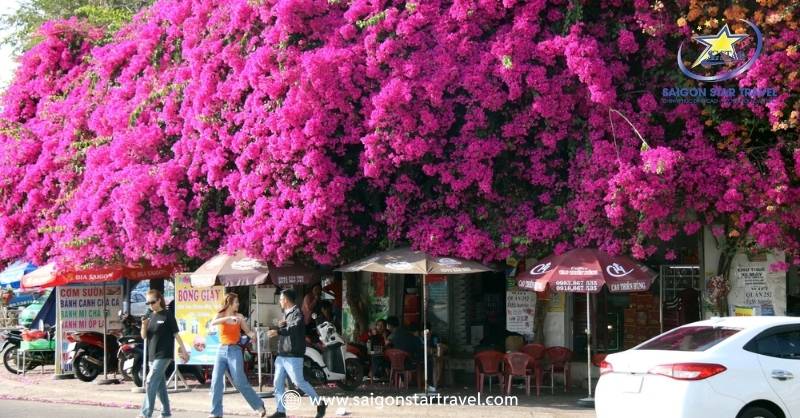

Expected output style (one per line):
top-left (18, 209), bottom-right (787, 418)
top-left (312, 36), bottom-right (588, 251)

top-left (703, 225), bottom-right (787, 317)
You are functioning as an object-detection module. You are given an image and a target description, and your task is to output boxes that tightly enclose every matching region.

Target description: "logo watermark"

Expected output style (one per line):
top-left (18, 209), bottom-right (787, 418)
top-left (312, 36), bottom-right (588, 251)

top-left (280, 390), bottom-right (303, 410)
top-left (677, 20), bottom-right (763, 82)
top-left (279, 390), bottom-right (519, 410)
top-left (660, 19), bottom-right (779, 105)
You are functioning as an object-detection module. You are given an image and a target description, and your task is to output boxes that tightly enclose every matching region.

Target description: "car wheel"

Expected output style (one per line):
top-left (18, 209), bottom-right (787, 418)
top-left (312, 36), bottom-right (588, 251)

top-left (738, 406), bottom-right (779, 418)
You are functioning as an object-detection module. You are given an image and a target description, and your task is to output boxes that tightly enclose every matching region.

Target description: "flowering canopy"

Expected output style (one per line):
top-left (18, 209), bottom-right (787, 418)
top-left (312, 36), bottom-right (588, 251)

top-left (0, 0), bottom-right (798, 270)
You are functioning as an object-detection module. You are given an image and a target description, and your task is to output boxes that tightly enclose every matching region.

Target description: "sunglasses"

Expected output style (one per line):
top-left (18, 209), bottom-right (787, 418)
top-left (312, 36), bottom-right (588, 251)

top-left (146, 300), bottom-right (158, 305)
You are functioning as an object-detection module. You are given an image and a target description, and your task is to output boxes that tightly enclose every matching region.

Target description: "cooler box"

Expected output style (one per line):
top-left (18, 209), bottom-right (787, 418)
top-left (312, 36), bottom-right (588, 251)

top-left (21, 339), bottom-right (51, 351)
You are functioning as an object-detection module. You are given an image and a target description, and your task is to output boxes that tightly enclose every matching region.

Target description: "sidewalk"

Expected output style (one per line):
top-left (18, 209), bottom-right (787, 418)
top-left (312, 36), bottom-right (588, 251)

top-left (0, 367), bottom-right (596, 418)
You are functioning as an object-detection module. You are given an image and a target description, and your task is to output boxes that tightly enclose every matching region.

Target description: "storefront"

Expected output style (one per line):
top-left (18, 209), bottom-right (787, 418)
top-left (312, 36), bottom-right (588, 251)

top-left (340, 268), bottom-right (508, 384)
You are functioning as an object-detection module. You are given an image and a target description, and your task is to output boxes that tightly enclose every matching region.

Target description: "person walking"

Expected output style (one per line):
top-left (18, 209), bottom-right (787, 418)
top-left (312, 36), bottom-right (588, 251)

top-left (267, 289), bottom-right (326, 418)
top-left (208, 292), bottom-right (267, 418)
top-left (138, 289), bottom-right (190, 418)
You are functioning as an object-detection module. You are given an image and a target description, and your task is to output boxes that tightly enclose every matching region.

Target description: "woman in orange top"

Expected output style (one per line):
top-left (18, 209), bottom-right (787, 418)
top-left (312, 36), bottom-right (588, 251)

top-left (208, 292), bottom-right (266, 418)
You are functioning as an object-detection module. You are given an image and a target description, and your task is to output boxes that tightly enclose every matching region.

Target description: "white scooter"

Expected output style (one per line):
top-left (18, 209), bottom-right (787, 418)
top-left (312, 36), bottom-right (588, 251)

top-left (297, 314), bottom-right (363, 391)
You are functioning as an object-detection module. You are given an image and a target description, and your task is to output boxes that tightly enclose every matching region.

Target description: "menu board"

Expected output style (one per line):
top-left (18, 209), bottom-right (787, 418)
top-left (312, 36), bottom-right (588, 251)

top-left (506, 290), bottom-right (535, 339)
top-left (58, 283), bottom-right (123, 372)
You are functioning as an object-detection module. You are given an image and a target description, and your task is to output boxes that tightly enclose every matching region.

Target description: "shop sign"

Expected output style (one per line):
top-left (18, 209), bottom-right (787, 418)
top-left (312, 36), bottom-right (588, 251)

top-left (59, 283), bottom-right (122, 372)
top-left (174, 273), bottom-right (225, 365)
top-left (506, 290), bottom-right (535, 340)
top-left (728, 254), bottom-right (786, 316)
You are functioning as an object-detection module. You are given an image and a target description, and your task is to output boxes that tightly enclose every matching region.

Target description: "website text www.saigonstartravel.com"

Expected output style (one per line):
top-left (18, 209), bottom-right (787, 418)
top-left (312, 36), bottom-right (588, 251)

top-left (279, 390), bottom-right (519, 410)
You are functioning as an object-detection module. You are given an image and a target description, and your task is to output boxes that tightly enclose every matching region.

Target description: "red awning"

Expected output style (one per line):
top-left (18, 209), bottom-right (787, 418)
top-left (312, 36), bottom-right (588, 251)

top-left (22, 263), bottom-right (178, 289)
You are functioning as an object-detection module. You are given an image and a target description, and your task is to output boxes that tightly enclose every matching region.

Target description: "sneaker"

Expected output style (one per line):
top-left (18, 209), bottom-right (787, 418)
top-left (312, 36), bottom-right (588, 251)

top-left (316, 401), bottom-right (327, 418)
top-left (267, 412), bottom-right (287, 418)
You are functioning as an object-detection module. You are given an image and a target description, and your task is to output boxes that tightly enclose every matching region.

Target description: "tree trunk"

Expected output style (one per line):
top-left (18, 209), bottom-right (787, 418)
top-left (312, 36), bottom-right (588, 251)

top-left (533, 294), bottom-right (549, 344)
top-left (344, 274), bottom-right (369, 341)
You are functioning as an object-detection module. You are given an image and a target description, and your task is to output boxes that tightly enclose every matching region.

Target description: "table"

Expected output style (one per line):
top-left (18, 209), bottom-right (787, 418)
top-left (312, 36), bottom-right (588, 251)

top-left (368, 351), bottom-right (387, 384)
top-left (17, 347), bottom-right (50, 375)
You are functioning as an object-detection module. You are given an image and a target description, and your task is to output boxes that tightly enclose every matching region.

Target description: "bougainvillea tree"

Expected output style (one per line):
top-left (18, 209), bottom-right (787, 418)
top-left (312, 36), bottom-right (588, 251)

top-left (0, 0), bottom-right (797, 274)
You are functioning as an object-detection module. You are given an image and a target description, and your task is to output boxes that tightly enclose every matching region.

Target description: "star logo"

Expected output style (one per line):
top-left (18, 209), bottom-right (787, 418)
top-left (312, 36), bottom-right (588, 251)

top-left (677, 19), bottom-right (763, 83)
top-left (690, 24), bottom-right (748, 68)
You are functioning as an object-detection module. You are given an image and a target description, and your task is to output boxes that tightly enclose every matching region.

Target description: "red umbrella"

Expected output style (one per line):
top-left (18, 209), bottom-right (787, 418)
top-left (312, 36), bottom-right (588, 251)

top-left (515, 248), bottom-right (657, 404)
top-left (516, 248), bottom-right (656, 293)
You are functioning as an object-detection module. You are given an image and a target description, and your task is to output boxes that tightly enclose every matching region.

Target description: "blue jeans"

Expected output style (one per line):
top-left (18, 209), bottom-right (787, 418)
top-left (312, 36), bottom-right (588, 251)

top-left (273, 356), bottom-right (320, 413)
top-left (140, 358), bottom-right (172, 417)
top-left (210, 345), bottom-right (264, 416)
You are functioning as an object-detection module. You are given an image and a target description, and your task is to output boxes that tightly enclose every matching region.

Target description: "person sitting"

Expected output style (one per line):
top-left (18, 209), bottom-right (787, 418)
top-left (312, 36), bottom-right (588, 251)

top-left (314, 300), bottom-right (334, 327)
top-left (370, 319), bottom-right (389, 347)
top-left (386, 316), bottom-right (434, 391)
top-left (302, 283), bottom-right (323, 326)
top-left (366, 319), bottom-right (390, 380)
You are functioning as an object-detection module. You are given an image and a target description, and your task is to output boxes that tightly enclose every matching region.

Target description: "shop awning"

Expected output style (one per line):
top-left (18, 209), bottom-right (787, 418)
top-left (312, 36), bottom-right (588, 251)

top-left (269, 262), bottom-right (319, 287)
top-left (21, 262), bottom-right (178, 289)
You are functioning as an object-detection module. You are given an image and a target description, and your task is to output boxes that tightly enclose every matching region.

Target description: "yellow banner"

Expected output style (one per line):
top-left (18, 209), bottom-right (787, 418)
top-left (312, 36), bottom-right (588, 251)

top-left (734, 305), bottom-right (757, 316)
top-left (174, 273), bottom-right (225, 365)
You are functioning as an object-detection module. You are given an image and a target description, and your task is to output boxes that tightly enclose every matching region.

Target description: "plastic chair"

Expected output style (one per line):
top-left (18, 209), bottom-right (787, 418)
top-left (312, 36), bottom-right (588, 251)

top-left (473, 350), bottom-right (505, 393)
top-left (591, 353), bottom-right (607, 367)
top-left (545, 346), bottom-right (573, 393)
top-left (520, 343), bottom-right (546, 396)
top-left (384, 348), bottom-right (415, 390)
top-left (503, 352), bottom-right (533, 396)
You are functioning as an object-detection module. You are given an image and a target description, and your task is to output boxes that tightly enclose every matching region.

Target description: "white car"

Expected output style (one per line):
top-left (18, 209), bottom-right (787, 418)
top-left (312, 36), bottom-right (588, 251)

top-left (596, 316), bottom-right (800, 418)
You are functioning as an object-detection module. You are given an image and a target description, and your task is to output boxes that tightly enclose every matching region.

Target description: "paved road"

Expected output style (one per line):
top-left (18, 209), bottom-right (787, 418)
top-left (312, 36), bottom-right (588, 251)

top-left (0, 400), bottom-right (150, 418)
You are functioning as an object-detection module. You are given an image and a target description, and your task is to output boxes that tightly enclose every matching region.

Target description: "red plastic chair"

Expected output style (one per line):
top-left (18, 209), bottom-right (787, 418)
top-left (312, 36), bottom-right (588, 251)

top-left (503, 352), bottom-right (533, 396)
top-left (591, 353), bottom-right (607, 367)
top-left (384, 348), bottom-right (415, 390)
top-left (545, 346), bottom-right (573, 393)
top-left (520, 343), bottom-right (546, 396)
top-left (473, 350), bottom-right (505, 393)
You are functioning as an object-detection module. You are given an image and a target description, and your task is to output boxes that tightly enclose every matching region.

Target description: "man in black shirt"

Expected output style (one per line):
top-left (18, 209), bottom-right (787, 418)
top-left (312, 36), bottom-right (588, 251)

top-left (138, 290), bottom-right (189, 418)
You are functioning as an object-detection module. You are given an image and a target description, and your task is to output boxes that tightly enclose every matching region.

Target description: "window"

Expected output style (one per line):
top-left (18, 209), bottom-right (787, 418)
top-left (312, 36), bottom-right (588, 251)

top-left (637, 326), bottom-right (741, 351)
top-left (132, 293), bottom-right (145, 303)
top-left (746, 327), bottom-right (800, 359)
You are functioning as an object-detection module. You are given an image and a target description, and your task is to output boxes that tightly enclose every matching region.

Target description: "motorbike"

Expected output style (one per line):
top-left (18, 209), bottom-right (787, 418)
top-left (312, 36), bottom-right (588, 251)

top-left (2, 327), bottom-right (56, 374)
top-left (116, 312), bottom-right (206, 387)
top-left (296, 314), bottom-right (363, 391)
top-left (66, 330), bottom-right (121, 382)
top-left (117, 313), bottom-right (144, 385)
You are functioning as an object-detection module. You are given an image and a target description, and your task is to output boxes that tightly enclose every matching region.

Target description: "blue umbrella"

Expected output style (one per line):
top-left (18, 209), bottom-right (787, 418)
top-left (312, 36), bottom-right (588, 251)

top-left (1, 261), bottom-right (40, 308)
top-left (0, 261), bottom-right (37, 289)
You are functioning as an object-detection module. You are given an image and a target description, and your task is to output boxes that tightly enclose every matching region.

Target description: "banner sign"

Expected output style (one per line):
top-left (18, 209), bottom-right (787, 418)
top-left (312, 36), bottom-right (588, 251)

top-left (506, 290), bottom-right (535, 339)
top-left (728, 253), bottom-right (786, 317)
top-left (58, 283), bottom-right (123, 372)
top-left (175, 273), bottom-right (225, 365)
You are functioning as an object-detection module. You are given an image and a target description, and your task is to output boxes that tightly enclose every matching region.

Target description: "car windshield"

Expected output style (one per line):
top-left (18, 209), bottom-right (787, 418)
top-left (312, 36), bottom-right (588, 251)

top-left (637, 326), bottom-right (742, 351)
